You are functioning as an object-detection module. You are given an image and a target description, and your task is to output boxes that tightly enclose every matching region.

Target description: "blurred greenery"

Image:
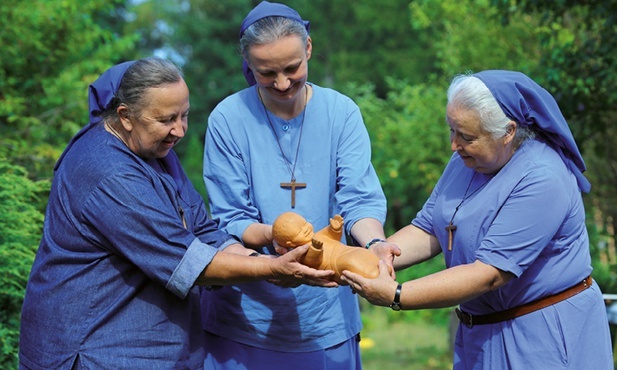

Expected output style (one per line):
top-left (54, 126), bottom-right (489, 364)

top-left (2, 0), bottom-right (617, 368)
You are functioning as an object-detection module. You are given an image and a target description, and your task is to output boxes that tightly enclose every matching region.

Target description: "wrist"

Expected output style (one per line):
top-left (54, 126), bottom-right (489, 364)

top-left (365, 238), bottom-right (386, 249)
top-left (390, 283), bottom-right (402, 311)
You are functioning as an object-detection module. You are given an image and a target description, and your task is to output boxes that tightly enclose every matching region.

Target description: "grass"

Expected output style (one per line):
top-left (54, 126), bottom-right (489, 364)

top-left (359, 304), bottom-right (453, 370)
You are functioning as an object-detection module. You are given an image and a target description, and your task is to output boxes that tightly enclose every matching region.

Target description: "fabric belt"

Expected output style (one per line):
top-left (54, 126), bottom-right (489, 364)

top-left (455, 275), bottom-right (592, 328)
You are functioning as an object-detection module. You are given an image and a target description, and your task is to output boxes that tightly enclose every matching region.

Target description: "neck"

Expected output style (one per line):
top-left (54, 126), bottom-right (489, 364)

top-left (105, 121), bottom-right (129, 148)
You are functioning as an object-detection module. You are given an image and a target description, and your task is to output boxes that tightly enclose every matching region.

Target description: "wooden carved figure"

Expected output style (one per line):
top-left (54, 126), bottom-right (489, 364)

top-left (272, 212), bottom-right (387, 283)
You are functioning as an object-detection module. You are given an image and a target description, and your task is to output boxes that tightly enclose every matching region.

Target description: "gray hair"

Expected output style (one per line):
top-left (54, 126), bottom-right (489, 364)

top-left (447, 73), bottom-right (535, 143)
top-left (239, 16), bottom-right (309, 60)
top-left (102, 57), bottom-right (184, 123)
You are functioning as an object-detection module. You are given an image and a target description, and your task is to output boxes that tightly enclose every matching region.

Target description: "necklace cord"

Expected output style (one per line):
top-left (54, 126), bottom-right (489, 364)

top-left (258, 85), bottom-right (308, 182)
top-left (105, 121), bottom-right (129, 148)
top-left (449, 172), bottom-right (491, 225)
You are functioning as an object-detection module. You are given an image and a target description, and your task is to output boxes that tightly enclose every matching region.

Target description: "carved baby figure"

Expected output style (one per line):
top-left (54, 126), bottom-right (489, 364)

top-left (272, 212), bottom-right (387, 283)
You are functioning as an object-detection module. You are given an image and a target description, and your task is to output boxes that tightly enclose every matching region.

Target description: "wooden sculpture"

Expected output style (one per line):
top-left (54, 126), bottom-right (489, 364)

top-left (272, 212), bottom-right (388, 283)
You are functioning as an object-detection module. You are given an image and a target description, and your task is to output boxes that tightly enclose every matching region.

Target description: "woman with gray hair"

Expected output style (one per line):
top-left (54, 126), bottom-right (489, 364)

top-left (342, 70), bottom-right (613, 369)
top-left (19, 57), bottom-right (334, 369)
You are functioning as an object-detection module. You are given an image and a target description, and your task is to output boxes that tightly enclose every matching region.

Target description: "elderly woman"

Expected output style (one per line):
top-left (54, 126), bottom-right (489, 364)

top-left (342, 70), bottom-right (613, 369)
top-left (19, 57), bottom-right (334, 369)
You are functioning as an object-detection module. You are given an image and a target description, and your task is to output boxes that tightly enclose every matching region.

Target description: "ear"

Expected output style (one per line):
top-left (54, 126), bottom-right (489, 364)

top-left (117, 105), bottom-right (133, 132)
top-left (306, 36), bottom-right (312, 61)
top-left (504, 121), bottom-right (516, 144)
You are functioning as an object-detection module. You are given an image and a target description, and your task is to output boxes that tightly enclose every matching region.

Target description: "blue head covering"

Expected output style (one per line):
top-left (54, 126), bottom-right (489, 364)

top-left (239, 1), bottom-right (310, 86)
top-left (54, 60), bottom-right (136, 171)
top-left (474, 70), bottom-right (590, 193)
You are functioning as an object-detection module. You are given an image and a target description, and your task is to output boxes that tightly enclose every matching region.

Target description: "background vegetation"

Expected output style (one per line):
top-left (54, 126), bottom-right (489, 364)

top-left (2, 0), bottom-right (616, 368)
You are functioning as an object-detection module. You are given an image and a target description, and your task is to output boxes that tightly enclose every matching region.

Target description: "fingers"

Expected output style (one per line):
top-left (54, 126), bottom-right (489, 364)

top-left (378, 260), bottom-right (393, 279)
top-left (275, 245), bottom-right (292, 255)
top-left (277, 243), bottom-right (305, 258)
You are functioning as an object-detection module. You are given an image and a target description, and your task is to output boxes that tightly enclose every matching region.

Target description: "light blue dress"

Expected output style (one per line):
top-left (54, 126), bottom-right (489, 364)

top-left (413, 138), bottom-right (613, 369)
top-left (202, 83), bottom-right (386, 364)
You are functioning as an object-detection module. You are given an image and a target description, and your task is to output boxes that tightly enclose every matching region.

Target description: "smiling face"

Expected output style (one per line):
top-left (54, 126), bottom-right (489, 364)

top-left (247, 34), bottom-right (311, 106)
top-left (118, 79), bottom-right (190, 159)
top-left (446, 104), bottom-right (516, 174)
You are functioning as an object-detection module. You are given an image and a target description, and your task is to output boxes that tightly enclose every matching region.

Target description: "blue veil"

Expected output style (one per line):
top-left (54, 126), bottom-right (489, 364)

top-left (54, 61), bottom-right (135, 171)
top-left (474, 70), bottom-right (591, 193)
top-left (239, 1), bottom-right (310, 86)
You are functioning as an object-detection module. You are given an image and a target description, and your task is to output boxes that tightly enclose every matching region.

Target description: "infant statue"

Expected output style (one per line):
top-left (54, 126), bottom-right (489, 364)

top-left (272, 212), bottom-right (387, 283)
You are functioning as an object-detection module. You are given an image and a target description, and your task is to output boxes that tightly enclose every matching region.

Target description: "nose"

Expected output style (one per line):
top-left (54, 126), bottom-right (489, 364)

top-left (450, 134), bottom-right (460, 152)
top-left (171, 117), bottom-right (186, 138)
top-left (273, 73), bottom-right (291, 91)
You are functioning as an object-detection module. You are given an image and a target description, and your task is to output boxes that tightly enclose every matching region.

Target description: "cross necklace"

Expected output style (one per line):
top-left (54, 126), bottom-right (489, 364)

top-left (258, 84), bottom-right (308, 208)
top-left (445, 171), bottom-right (491, 251)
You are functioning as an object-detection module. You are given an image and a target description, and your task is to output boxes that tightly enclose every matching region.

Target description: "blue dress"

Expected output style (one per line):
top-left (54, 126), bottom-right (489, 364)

top-left (202, 84), bottom-right (386, 360)
top-left (413, 138), bottom-right (613, 369)
top-left (20, 123), bottom-right (236, 369)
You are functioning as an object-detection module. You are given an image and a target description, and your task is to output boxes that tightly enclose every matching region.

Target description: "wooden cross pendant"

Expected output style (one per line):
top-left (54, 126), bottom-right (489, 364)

top-left (280, 179), bottom-right (306, 208)
top-left (445, 222), bottom-right (457, 251)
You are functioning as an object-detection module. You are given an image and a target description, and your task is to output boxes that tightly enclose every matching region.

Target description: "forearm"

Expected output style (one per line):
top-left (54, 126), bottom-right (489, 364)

top-left (397, 261), bottom-right (513, 309)
top-left (349, 217), bottom-right (386, 248)
top-left (388, 224), bottom-right (441, 270)
top-left (195, 251), bottom-right (275, 286)
top-left (241, 222), bottom-right (273, 248)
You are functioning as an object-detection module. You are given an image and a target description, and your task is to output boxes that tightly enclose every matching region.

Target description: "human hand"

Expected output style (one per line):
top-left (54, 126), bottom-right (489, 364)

top-left (341, 261), bottom-right (398, 307)
top-left (269, 244), bottom-right (338, 288)
top-left (368, 241), bottom-right (401, 279)
top-left (273, 238), bottom-right (294, 255)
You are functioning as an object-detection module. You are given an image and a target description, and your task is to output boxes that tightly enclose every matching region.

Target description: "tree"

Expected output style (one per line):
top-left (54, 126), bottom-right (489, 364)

top-left (0, 0), bottom-right (140, 366)
top-left (0, 163), bottom-right (47, 368)
top-left (0, 0), bottom-right (138, 182)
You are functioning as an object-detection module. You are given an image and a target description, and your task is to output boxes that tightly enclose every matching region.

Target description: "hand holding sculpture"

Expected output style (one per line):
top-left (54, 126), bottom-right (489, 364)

top-left (272, 212), bottom-right (389, 283)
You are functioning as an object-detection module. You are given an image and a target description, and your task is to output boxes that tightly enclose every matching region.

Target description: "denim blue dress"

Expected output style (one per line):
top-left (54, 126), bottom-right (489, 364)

top-left (19, 123), bottom-right (236, 369)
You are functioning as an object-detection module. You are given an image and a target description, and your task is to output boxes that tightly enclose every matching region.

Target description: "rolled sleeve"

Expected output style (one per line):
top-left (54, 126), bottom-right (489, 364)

top-left (167, 237), bottom-right (218, 299)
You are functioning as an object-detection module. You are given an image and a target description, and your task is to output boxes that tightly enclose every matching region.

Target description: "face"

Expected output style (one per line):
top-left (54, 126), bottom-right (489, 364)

top-left (247, 35), bottom-right (311, 104)
top-left (446, 104), bottom-right (515, 174)
top-left (286, 218), bottom-right (314, 247)
top-left (119, 80), bottom-right (190, 159)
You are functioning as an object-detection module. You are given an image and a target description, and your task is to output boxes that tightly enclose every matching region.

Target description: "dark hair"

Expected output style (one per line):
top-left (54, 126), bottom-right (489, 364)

top-left (101, 57), bottom-right (183, 123)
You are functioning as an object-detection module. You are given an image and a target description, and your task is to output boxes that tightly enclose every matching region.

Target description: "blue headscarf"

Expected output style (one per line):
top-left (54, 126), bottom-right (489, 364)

top-left (474, 70), bottom-right (591, 193)
top-left (239, 1), bottom-right (310, 86)
top-left (54, 60), bottom-right (136, 171)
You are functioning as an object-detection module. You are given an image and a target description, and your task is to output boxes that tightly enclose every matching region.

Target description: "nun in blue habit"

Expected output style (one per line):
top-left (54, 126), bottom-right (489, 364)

top-left (342, 70), bottom-right (614, 369)
top-left (19, 57), bottom-right (330, 369)
top-left (201, 1), bottom-right (396, 369)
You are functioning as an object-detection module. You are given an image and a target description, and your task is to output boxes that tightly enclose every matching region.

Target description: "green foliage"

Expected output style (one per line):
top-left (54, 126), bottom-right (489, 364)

top-left (410, 0), bottom-right (542, 78)
top-left (351, 80), bottom-right (450, 232)
top-left (0, 0), bottom-right (141, 365)
top-left (0, 162), bottom-right (48, 369)
top-left (0, 0), bottom-right (139, 181)
top-left (492, 0), bottom-right (617, 144)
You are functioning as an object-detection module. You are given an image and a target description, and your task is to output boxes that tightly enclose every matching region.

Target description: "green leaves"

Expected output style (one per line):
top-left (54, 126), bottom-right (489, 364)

top-left (0, 162), bottom-right (48, 368)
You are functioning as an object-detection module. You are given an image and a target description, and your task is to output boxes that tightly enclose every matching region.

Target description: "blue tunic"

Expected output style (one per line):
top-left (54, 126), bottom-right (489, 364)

top-left (413, 138), bottom-right (613, 369)
top-left (20, 123), bottom-right (236, 369)
top-left (202, 83), bottom-right (386, 353)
